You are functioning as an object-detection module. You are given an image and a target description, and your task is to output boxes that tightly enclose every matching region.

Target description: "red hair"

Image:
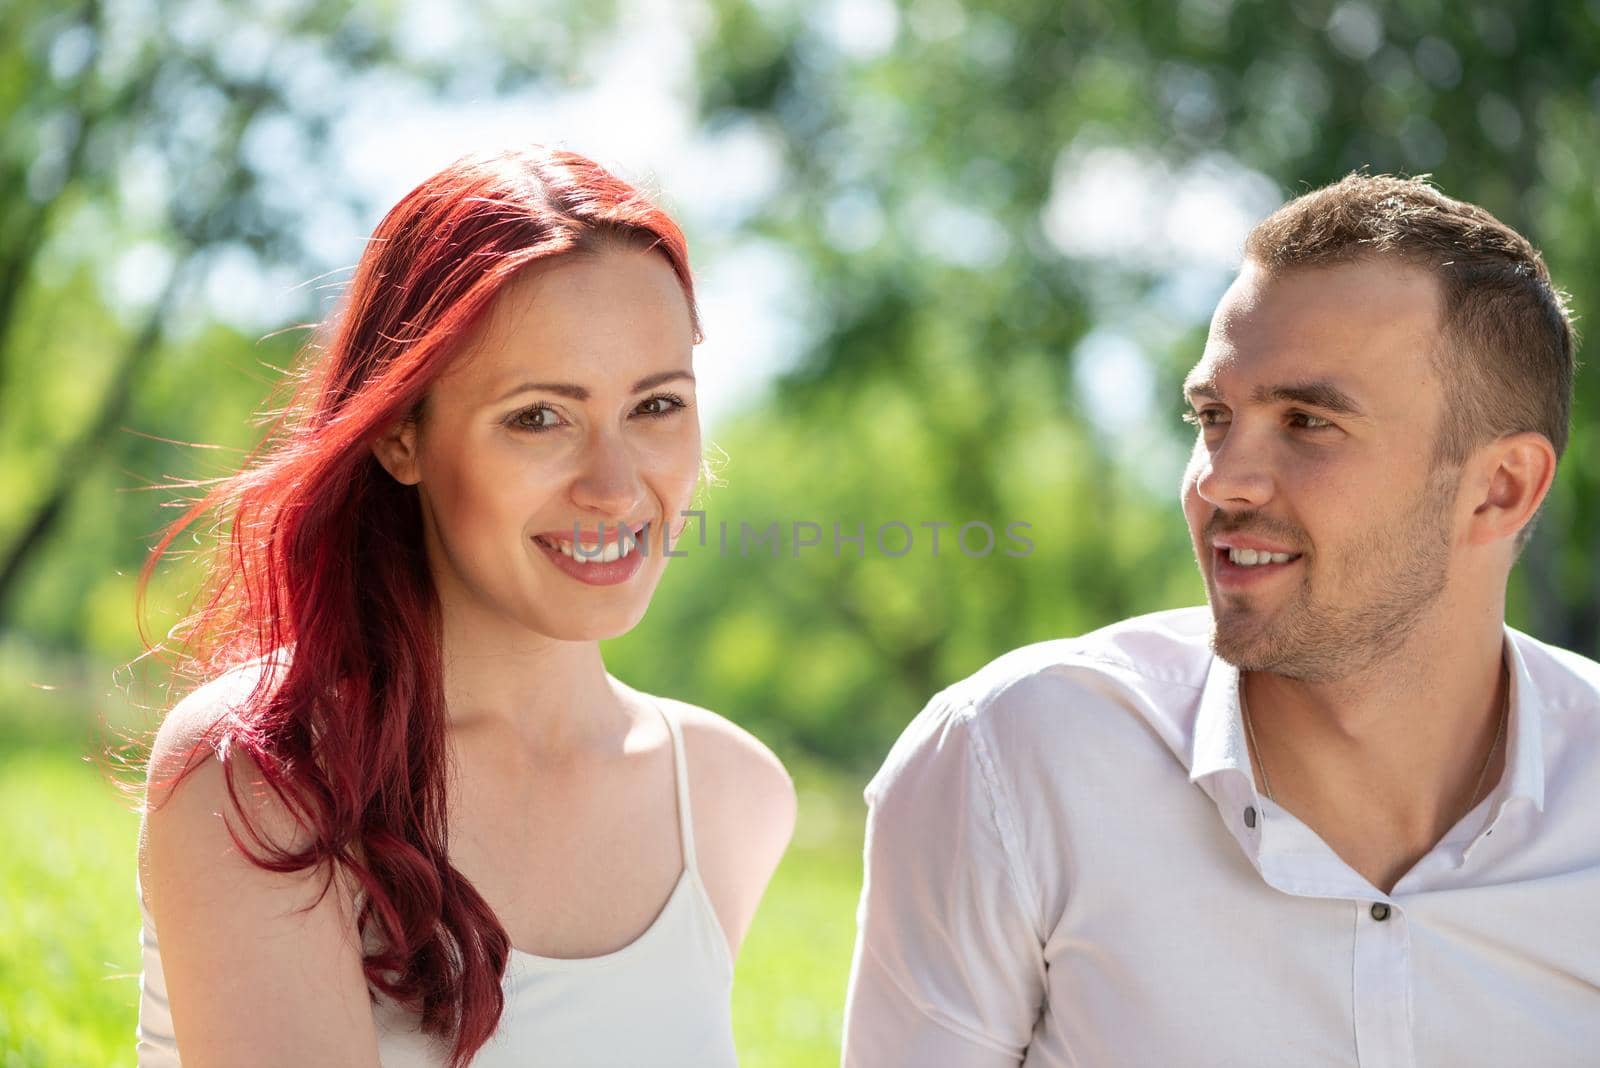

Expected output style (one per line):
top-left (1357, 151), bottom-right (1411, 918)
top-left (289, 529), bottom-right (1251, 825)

top-left (139, 147), bottom-right (698, 1065)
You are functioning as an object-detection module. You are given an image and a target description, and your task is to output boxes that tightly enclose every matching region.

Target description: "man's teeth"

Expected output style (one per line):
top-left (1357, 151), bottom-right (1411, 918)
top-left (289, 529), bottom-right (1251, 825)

top-left (544, 536), bottom-right (639, 563)
top-left (1227, 547), bottom-right (1297, 566)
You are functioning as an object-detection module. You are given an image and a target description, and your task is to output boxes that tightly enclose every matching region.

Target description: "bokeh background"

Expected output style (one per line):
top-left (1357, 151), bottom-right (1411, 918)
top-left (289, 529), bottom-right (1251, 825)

top-left (4, 1), bottom-right (1598, 1064)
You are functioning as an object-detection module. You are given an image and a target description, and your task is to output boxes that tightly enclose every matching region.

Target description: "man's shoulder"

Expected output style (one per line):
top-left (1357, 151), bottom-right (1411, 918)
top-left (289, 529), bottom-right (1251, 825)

top-left (869, 608), bottom-right (1213, 798)
top-left (1509, 627), bottom-right (1600, 712)
top-left (943, 606), bottom-right (1214, 715)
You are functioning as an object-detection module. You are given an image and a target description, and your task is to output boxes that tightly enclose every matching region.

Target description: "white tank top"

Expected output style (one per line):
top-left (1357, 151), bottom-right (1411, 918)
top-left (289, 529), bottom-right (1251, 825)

top-left (136, 701), bottom-right (740, 1066)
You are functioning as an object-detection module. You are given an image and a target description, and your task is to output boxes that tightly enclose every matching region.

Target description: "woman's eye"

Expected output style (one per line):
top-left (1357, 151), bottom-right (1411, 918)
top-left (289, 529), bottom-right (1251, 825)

top-left (635, 393), bottom-right (686, 417)
top-left (512, 404), bottom-right (561, 431)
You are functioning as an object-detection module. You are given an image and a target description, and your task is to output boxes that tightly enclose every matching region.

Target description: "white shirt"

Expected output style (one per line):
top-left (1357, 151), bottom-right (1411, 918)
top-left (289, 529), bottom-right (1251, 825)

top-left (843, 607), bottom-right (1600, 1068)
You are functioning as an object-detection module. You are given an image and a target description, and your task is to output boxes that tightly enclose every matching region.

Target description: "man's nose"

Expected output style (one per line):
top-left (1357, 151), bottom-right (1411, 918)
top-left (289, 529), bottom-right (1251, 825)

top-left (1191, 430), bottom-right (1273, 510)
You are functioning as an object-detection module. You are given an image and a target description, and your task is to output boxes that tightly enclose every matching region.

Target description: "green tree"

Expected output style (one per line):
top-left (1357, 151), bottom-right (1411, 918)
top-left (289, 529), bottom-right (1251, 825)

top-left (606, 0), bottom-right (1600, 762)
top-left (0, 0), bottom-right (615, 642)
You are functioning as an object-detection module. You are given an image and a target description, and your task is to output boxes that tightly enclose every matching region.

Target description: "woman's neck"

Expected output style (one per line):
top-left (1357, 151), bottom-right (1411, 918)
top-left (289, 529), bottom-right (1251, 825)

top-left (437, 614), bottom-right (630, 759)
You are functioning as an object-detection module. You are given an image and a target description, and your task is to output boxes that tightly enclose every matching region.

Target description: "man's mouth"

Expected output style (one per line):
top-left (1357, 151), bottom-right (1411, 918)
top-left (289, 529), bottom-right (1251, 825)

top-left (1209, 537), bottom-right (1305, 585)
top-left (1220, 546), bottom-right (1301, 568)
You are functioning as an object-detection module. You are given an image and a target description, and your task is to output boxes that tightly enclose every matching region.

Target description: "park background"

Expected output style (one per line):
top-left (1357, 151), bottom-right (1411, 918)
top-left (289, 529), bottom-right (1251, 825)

top-left (3, 0), bottom-right (1598, 1064)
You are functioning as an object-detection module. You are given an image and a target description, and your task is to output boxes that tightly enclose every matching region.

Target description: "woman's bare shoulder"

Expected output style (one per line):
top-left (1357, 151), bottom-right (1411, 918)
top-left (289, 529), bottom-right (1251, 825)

top-left (150, 653), bottom-right (292, 745)
top-left (655, 697), bottom-right (795, 956)
top-left (659, 697), bottom-right (795, 825)
top-left (142, 651), bottom-right (313, 889)
top-left (139, 655), bottom-right (379, 1063)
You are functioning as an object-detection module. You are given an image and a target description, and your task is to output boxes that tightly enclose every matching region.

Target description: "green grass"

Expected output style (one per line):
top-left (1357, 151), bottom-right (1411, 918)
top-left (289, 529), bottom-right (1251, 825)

top-left (0, 731), bottom-right (865, 1067)
top-left (733, 765), bottom-right (865, 1067)
top-left (1, 742), bottom-right (143, 1067)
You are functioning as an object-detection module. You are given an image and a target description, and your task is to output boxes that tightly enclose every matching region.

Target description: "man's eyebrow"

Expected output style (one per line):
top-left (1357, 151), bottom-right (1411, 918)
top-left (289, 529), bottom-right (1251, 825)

top-left (493, 369), bottom-right (695, 405)
top-left (1255, 381), bottom-right (1366, 416)
top-left (1181, 377), bottom-right (1366, 417)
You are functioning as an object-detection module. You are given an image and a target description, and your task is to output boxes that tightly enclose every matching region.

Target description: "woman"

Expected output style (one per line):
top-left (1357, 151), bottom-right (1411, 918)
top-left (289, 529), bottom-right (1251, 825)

top-left (136, 147), bottom-right (796, 1066)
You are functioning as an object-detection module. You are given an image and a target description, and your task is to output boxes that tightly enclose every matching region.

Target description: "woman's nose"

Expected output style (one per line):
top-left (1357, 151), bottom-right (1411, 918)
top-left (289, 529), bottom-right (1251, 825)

top-left (570, 432), bottom-right (645, 519)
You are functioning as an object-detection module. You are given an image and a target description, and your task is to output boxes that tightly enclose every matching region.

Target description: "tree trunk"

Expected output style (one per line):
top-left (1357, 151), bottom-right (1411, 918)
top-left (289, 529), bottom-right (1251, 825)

top-left (0, 261), bottom-right (186, 624)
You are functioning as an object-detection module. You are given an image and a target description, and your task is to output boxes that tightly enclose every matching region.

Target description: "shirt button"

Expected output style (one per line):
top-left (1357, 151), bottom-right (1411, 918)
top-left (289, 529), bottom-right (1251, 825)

top-left (1244, 806), bottom-right (1257, 829)
top-left (1370, 903), bottom-right (1391, 922)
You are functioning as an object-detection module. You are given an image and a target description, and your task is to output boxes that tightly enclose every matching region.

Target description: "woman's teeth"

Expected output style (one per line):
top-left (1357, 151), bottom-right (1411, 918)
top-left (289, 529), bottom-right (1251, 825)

top-left (540, 536), bottom-right (639, 564)
top-left (1227, 548), bottom-right (1298, 566)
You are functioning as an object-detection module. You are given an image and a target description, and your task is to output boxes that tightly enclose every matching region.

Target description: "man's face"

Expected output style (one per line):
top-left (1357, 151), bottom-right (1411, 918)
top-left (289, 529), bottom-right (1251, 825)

top-left (1180, 258), bottom-right (1463, 682)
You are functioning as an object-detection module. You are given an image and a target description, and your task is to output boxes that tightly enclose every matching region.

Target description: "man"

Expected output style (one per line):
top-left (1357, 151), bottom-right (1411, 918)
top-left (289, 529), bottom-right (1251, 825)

top-left (843, 174), bottom-right (1598, 1067)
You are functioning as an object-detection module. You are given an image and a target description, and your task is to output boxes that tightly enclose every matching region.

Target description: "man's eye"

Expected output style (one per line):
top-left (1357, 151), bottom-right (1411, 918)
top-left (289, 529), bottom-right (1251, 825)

top-left (1290, 412), bottom-right (1335, 429)
top-left (512, 404), bottom-right (561, 431)
top-left (1181, 409), bottom-right (1227, 428)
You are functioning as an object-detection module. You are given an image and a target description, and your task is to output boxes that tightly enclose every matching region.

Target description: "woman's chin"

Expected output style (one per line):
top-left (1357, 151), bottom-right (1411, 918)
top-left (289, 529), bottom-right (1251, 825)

top-left (523, 603), bottom-right (653, 645)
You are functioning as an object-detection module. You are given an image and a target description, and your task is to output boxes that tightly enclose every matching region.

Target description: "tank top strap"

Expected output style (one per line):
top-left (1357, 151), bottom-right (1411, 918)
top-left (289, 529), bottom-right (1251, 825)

top-left (656, 699), bottom-right (700, 876)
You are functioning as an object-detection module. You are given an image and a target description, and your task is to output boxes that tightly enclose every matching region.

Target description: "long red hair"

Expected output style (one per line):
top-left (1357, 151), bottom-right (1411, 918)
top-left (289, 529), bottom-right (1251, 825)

top-left (139, 147), bottom-right (699, 1065)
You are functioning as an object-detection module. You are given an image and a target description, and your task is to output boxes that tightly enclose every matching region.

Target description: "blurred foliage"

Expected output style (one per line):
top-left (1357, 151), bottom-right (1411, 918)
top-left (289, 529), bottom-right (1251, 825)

top-left (5, 0), bottom-right (1600, 764)
top-left (0, 0), bottom-right (615, 641)
top-left (616, 0), bottom-right (1600, 762)
top-left (604, 355), bottom-right (1199, 764)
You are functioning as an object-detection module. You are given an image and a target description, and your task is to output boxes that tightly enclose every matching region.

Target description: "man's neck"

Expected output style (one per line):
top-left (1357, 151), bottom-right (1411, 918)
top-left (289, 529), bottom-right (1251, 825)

top-left (1242, 611), bottom-right (1511, 893)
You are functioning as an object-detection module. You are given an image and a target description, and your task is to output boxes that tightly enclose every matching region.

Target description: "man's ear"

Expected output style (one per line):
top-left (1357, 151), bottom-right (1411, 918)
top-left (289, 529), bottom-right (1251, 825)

top-left (371, 419), bottom-right (422, 486)
top-left (1464, 431), bottom-right (1556, 548)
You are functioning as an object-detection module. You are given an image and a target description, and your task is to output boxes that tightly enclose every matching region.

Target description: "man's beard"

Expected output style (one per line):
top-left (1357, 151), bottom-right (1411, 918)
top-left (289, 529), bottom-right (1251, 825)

top-left (1208, 468), bottom-right (1458, 683)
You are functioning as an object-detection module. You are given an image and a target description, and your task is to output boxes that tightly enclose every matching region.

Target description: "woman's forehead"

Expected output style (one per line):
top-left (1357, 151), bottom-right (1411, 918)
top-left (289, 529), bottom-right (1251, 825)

top-left (440, 251), bottom-right (694, 398)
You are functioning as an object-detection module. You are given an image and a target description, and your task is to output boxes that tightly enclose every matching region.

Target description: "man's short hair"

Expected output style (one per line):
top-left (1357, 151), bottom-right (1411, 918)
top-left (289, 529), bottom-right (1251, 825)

top-left (1243, 174), bottom-right (1576, 490)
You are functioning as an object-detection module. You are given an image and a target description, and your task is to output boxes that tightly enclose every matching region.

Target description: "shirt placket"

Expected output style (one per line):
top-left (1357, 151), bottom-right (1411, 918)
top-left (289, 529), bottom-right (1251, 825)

top-left (1351, 898), bottom-right (1414, 1068)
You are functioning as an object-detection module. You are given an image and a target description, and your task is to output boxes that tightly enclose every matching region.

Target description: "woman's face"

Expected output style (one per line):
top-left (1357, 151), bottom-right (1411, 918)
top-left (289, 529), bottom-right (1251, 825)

top-left (375, 245), bottom-right (701, 644)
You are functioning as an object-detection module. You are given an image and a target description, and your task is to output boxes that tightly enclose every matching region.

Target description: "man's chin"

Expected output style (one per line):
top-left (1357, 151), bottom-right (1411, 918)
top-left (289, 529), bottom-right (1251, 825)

top-left (1210, 631), bottom-right (1264, 671)
top-left (1208, 610), bottom-right (1354, 682)
top-left (1207, 605), bottom-right (1287, 673)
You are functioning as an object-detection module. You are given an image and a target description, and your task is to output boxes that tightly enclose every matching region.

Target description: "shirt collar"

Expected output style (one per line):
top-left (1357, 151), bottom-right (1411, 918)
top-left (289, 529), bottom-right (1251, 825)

top-left (1188, 652), bottom-right (1248, 785)
top-left (1500, 628), bottom-right (1547, 811)
top-left (1186, 626), bottom-right (1546, 811)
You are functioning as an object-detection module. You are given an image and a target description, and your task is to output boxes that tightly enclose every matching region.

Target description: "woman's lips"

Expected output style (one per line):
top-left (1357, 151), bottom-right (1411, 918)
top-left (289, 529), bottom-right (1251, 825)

top-left (532, 533), bottom-right (648, 586)
top-left (531, 522), bottom-right (647, 549)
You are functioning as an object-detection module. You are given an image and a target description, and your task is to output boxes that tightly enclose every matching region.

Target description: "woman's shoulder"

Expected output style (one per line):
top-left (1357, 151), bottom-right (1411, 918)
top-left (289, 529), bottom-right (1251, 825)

top-left (657, 696), bottom-right (795, 826)
top-left (653, 697), bottom-right (795, 954)
top-left (138, 654), bottom-right (378, 1061)
top-left (150, 653), bottom-right (278, 756)
top-left (144, 651), bottom-right (302, 846)
top-left (140, 650), bottom-right (361, 964)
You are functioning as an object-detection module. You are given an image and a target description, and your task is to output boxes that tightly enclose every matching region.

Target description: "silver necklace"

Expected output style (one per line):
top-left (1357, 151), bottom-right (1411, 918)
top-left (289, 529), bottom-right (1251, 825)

top-left (1239, 675), bottom-right (1507, 811)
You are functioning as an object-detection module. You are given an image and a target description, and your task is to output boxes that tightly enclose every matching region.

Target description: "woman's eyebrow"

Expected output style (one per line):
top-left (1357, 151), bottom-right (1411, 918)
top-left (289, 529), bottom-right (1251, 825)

top-left (633, 369), bottom-right (695, 392)
top-left (493, 369), bottom-right (695, 404)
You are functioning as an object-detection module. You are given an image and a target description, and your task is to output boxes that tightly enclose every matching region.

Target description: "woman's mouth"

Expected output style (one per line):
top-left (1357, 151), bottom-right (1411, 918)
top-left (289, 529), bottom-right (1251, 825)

top-left (534, 534), bottom-right (640, 564)
top-left (532, 525), bottom-right (650, 586)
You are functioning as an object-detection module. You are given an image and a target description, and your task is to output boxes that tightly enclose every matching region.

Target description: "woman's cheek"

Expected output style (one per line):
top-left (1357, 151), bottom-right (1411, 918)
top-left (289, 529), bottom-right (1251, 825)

top-left (661, 463), bottom-right (699, 520)
top-left (644, 427), bottom-right (702, 496)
